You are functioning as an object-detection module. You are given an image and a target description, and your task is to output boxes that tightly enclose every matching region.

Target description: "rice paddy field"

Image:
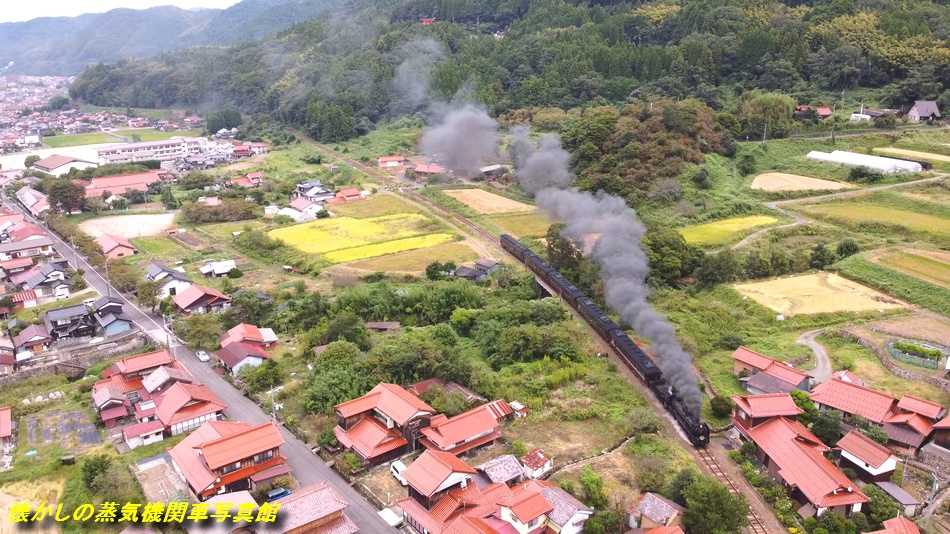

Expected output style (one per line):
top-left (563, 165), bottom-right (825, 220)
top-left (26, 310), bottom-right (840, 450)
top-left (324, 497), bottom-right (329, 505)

top-left (795, 200), bottom-right (950, 245)
top-left (443, 189), bottom-right (533, 214)
top-left (347, 242), bottom-right (480, 272)
top-left (489, 212), bottom-right (552, 238)
top-left (873, 249), bottom-right (950, 288)
top-left (679, 215), bottom-right (778, 245)
top-left (751, 172), bottom-right (853, 192)
top-left (733, 272), bottom-right (907, 315)
top-left (873, 147), bottom-right (950, 163)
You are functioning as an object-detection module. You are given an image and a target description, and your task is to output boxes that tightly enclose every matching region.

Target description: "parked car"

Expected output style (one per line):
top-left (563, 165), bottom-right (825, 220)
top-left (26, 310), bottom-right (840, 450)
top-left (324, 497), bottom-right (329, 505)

top-left (82, 298), bottom-right (97, 307)
top-left (390, 461), bottom-right (408, 486)
top-left (195, 351), bottom-right (210, 362)
top-left (265, 488), bottom-right (292, 502)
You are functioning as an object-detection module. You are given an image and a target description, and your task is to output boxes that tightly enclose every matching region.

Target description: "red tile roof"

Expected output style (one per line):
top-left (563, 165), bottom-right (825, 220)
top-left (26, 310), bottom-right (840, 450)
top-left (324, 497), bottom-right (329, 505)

top-left (199, 422), bottom-right (284, 470)
top-left (935, 415), bottom-right (950, 429)
top-left (217, 341), bottom-right (270, 369)
top-left (415, 164), bottom-right (445, 174)
top-left (289, 197), bottom-right (314, 211)
top-left (732, 393), bottom-right (804, 418)
top-left (886, 412), bottom-right (934, 437)
top-left (337, 188), bottom-right (361, 198)
top-left (732, 346), bottom-right (774, 370)
top-left (115, 350), bottom-right (174, 376)
top-left (420, 406), bottom-right (499, 452)
top-left (255, 482), bottom-right (355, 534)
top-left (223, 323), bottom-right (263, 345)
top-left (378, 156), bottom-right (405, 163)
top-left (747, 417), bottom-right (868, 508)
top-left (897, 395), bottom-right (944, 420)
top-left (1, 257), bottom-right (33, 269)
top-left (154, 382), bottom-right (226, 426)
top-left (503, 488), bottom-right (553, 523)
top-left (85, 171), bottom-right (164, 198)
top-left (94, 374), bottom-right (144, 395)
top-left (403, 450), bottom-right (477, 497)
top-left (760, 361), bottom-right (811, 385)
top-left (169, 421), bottom-right (253, 493)
top-left (483, 399), bottom-right (513, 421)
top-left (869, 516), bottom-right (920, 534)
top-left (11, 290), bottom-right (36, 303)
top-left (122, 419), bottom-right (164, 440)
top-left (520, 448), bottom-right (551, 471)
top-left (334, 383), bottom-right (435, 426)
top-left (333, 416), bottom-right (407, 460)
top-left (100, 405), bottom-right (129, 421)
top-left (173, 284), bottom-right (231, 310)
top-left (836, 430), bottom-right (894, 469)
top-left (0, 407), bottom-right (11, 438)
top-left (96, 233), bottom-right (135, 254)
top-left (809, 378), bottom-right (896, 423)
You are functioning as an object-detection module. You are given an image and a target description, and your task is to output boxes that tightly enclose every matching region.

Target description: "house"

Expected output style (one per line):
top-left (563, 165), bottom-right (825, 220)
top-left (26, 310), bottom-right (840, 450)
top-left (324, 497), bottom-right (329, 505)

top-left (143, 262), bottom-right (192, 299)
top-left (365, 321), bottom-right (401, 333)
top-left (907, 101), bottom-right (941, 122)
top-left (745, 416), bottom-right (869, 517)
top-left (173, 284), bottom-right (232, 315)
top-left (414, 163), bottom-right (445, 179)
top-left (732, 347), bottom-right (812, 394)
top-left (333, 383), bottom-right (437, 465)
top-left (0, 406), bottom-right (12, 448)
top-left (476, 455), bottom-right (525, 487)
top-left (520, 447), bottom-right (553, 479)
top-left (14, 187), bottom-right (48, 217)
top-left (83, 170), bottom-right (167, 198)
top-left (95, 234), bottom-right (136, 259)
top-left (867, 516), bottom-right (920, 534)
top-left (198, 259), bottom-right (236, 278)
top-left (0, 352), bottom-right (15, 376)
top-left (453, 265), bottom-right (484, 281)
top-left (335, 188), bottom-right (363, 202)
top-left (831, 370), bottom-right (867, 387)
top-left (253, 482), bottom-right (358, 534)
top-left (93, 296), bottom-right (133, 336)
top-left (217, 342), bottom-right (271, 376)
top-left (42, 303), bottom-right (94, 339)
top-left (276, 207), bottom-right (313, 223)
top-left (152, 382), bottom-right (226, 435)
top-left (32, 154), bottom-right (97, 177)
top-left (23, 260), bottom-right (70, 302)
top-left (294, 180), bottom-right (334, 203)
top-left (168, 420), bottom-right (289, 500)
top-left (378, 155), bottom-right (405, 168)
top-left (288, 197), bottom-right (323, 218)
top-left (626, 492), bottom-right (685, 530)
top-left (836, 430), bottom-right (898, 483)
top-left (199, 197), bottom-right (222, 206)
top-left (794, 105), bottom-right (833, 120)
top-left (731, 393), bottom-right (804, 439)
top-left (408, 377), bottom-right (487, 405)
top-left (875, 482), bottom-right (920, 517)
top-left (8, 290), bottom-right (37, 312)
top-left (0, 238), bottom-right (54, 262)
top-left (122, 420), bottom-right (165, 450)
top-left (220, 323), bottom-right (277, 349)
top-left (419, 405), bottom-right (501, 455)
top-left (404, 450), bottom-right (478, 508)
top-left (93, 350), bottom-right (177, 426)
top-left (474, 258), bottom-right (500, 275)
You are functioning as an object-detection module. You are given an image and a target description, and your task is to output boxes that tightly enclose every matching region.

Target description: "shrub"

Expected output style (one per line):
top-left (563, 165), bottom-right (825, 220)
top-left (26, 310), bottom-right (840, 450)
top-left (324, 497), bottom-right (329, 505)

top-left (715, 333), bottom-right (745, 350)
top-left (710, 395), bottom-right (734, 417)
top-left (894, 341), bottom-right (941, 359)
top-left (227, 267), bottom-right (244, 279)
top-left (739, 440), bottom-right (757, 459)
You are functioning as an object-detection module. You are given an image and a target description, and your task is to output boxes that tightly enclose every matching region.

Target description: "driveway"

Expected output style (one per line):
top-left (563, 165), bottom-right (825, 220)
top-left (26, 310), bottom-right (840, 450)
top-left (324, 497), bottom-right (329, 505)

top-left (798, 328), bottom-right (832, 385)
top-left (3, 199), bottom-right (394, 533)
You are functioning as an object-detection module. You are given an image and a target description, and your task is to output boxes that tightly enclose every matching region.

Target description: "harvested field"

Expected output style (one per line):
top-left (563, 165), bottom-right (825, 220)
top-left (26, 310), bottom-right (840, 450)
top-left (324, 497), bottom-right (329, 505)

top-left (751, 172), bottom-right (854, 191)
top-left (324, 233), bottom-right (456, 263)
top-left (489, 212), bottom-right (552, 238)
top-left (874, 147), bottom-right (950, 163)
top-left (443, 189), bottom-right (533, 214)
top-left (78, 213), bottom-right (176, 238)
top-left (869, 315), bottom-right (950, 347)
top-left (872, 249), bottom-right (950, 288)
top-left (733, 272), bottom-right (907, 315)
top-left (680, 215), bottom-right (778, 245)
top-left (347, 242), bottom-right (479, 272)
top-left (799, 203), bottom-right (950, 237)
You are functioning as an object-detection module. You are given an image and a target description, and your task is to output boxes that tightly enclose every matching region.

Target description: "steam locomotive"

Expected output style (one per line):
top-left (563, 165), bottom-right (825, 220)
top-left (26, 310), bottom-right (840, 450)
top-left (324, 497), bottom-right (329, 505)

top-left (500, 234), bottom-right (710, 447)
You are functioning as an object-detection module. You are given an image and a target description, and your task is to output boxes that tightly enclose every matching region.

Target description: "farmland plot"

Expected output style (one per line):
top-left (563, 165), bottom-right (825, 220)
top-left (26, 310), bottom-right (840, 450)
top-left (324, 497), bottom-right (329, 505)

top-left (733, 273), bottom-right (907, 315)
top-left (751, 172), bottom-right (853, 191)
top-left (873, 249), bottom-right (950, 288)
top-left (679, 215), bottom-right (778, 244)
top-left (443, 189), bottom-right (533, 214)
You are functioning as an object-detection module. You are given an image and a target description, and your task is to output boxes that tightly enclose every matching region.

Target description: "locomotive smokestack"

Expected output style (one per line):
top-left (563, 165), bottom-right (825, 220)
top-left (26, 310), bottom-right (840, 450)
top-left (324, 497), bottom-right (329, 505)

top-left (514, 129), bottom-right (704, 417)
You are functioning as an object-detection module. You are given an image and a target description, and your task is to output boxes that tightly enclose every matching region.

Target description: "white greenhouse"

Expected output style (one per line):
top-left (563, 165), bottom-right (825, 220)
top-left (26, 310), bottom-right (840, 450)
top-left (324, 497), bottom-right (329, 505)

top-left (805, 150), bottom-right (922, 173)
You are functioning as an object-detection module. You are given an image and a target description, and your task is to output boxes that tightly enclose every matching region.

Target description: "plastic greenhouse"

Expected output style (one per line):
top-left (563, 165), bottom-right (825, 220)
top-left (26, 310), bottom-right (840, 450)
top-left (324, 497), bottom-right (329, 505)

top-left (806, 150), bottom-right (922, 173)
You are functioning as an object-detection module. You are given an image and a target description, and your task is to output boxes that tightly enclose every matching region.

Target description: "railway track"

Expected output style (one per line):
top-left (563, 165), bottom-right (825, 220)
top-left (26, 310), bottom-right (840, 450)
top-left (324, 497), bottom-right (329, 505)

top-left (696, 448), bottom-right (770, 534)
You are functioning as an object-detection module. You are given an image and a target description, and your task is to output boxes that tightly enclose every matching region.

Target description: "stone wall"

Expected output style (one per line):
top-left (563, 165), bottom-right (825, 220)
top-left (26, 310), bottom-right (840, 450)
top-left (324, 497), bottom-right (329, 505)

top-left (841, 329), bottom-right (950, 391)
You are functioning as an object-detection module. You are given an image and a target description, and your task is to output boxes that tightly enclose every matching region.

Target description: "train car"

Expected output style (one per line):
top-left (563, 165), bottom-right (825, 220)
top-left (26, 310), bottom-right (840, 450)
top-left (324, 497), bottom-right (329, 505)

top-left (548, 272), bottom-right (584, 303)
top-left (500, 234), bottom-right (527, 260)
top-left (523, 251), bottom-right (556, 278)
top-left (669, 397), bottom-right (710, 446)
top-left (609, 330), bottom-right (662, 381)
top-left (575, 298), bottom-right (620, 338)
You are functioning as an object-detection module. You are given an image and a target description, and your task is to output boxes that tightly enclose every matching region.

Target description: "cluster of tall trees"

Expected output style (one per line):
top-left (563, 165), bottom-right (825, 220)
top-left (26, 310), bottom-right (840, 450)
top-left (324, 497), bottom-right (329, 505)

top-left (69, 0), bottom-right (950, 144)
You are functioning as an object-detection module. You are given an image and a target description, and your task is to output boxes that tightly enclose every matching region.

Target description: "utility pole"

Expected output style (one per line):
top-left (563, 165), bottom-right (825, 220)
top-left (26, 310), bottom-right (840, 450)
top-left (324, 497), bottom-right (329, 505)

top-left (69, 235), bottom-right (76, 270)
top-left (104, 261), bottom-right (111, 297)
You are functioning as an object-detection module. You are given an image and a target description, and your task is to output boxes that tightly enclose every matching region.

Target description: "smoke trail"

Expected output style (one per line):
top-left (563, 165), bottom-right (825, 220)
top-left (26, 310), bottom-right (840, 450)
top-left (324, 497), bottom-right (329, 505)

top-left (419, 103), bottom-right (499, 177)
top-left (515, 133), bottom-right (703, 417)
top-left (509, 126), bottom-right (573, 196)
top-left (391, 37), bottom-right (446, 114)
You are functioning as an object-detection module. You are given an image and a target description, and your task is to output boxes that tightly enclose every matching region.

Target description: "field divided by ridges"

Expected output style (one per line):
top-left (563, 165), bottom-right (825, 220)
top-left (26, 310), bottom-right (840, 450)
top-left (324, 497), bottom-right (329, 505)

top-left (834, 254), bottom-right (950, 316)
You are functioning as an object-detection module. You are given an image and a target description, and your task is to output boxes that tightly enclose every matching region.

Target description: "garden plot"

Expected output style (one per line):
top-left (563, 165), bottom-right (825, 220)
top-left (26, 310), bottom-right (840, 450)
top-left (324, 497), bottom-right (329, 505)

top-left (679, 215), bottom-right (778, 245)
top-left (348, 242), bottom-right (480, 272)
top-left (869, 315), bottom-right (950, 348)
top-left (751, 172), bottom-right (854, 191)
top-left (78, 213), bottom-right (176, 238)
top-left (873, 147), bottom-right (950, 163)
top-left (443, 189), bottom-right (533, 214)
top-left (23, 409), bottom-right (101, 454)
top-left (733, 273), bottom-right (907, 315)
top-left (799, 203), bottom-right (950, 238)
top-left (872, 248), bottom-right (950, 288)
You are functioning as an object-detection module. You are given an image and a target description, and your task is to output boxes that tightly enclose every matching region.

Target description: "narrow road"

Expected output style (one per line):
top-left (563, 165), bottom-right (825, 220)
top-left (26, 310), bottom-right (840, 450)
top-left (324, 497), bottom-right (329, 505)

top-left (797, 328), bottom-right (832, 385)
top-left (732, 175), bottom-right (946, 250)
top-left (2, 199), bottom-right (395, 533)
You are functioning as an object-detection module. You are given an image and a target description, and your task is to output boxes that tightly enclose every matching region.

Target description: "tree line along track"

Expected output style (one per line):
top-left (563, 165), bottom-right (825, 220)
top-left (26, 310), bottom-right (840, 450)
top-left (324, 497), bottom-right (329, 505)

top-left (296, 131), bottom-right (778, 531)
top-left (696, 448), bottom-right (770, 534)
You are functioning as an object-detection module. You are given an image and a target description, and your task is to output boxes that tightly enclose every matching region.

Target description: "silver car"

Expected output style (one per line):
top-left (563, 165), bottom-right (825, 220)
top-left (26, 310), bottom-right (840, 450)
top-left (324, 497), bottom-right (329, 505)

top-left (195, 351), bottom-right (210, 362)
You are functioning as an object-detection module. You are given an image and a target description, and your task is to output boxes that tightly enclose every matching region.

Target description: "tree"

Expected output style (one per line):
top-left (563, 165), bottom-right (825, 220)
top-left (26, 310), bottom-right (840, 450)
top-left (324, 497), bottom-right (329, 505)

top-left (546, 223), bottom-right (583, 278)
top-left (695, 250), bottom-right (741, 287)
top-left (790, 390), bottom-right (819, 426)
top-left (811, 409), bottom-right (843, 445)
top-left (862, 425), bottom-right (889, 445)
top-left (161, 186), bottom-right (179, 209)
top-left (836, 239), bottom-right (859, 258)
top-left (426, 261), bottom-right (448, 281)
top-left (324, 311), bottom-right (369, 349)
top-left (863, 485), bottom-right (901, 529)
top-left (810, 242), bottom-right (837, 269)
top-left (691, 167), bottom-right (712, 189)
top-left (418, 386), bottom-right (470, 417)
top-left (207, 106), bottom-right (243, 134)
top-left (239, 359), bottom-right (282, 394)
top-left (81, 454), bottom-right (113, 488)
top-left (710, 396), bottom-right (734, 417)
top-left (106, 260), bottom-right (139, 293)
top-left (683, 476), bottom-right (749, 534)
top-left (24, 155), bottom-right (40, 168)
top-left (579, 466), bottom-right (608, 509)
top-left (666, 466), bottom-right (701, 506)
top-left (46, 179), bottom-right (86, 213)
top-left (137, 280), bottom-right (161, 312)
top-left (173, 314), bottom-right (223, 350)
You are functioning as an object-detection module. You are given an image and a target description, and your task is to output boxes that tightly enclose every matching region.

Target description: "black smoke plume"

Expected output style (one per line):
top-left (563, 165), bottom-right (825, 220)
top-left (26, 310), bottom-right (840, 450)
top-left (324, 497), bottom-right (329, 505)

top-left (419, 103), bottom-right (499, 178)
top-left (509, 126), bottom-right (573, 196)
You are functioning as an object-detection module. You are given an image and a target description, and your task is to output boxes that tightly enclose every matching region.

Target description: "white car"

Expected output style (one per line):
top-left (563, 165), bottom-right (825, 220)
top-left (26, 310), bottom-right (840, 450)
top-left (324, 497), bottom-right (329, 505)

top-left (195, 351), bottom-right (210, 362)
top-left (390, 461), bottom-right (408, 486)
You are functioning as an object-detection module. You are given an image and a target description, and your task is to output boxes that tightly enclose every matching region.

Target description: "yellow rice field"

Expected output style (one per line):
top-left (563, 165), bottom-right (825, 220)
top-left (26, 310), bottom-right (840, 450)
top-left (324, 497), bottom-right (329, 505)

top-left (873, 147), bottom-right (950, 163)
top-left (751, 173), bottom-right (854, 192)
top-left (268, 214), bottom-right (436, 254)
top-left (733, 273), bottom-right (907, 315)
top-left (324, 234), bottom-right (457, 263)
top-left (679, 215), bottom-right (778, 244)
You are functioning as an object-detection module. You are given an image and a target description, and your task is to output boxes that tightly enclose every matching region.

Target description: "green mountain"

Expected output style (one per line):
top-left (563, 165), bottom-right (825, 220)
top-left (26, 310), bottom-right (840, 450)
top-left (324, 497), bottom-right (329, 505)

top-left (0, 0), bottom-right (339, 75)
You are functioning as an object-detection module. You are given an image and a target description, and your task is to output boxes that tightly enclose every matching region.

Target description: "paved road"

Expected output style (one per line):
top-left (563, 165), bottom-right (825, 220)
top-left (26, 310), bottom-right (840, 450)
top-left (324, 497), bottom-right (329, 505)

top-left (797, 328), bottom-right (832, 385)
top-left (2, 198), bottom-right (395, 533)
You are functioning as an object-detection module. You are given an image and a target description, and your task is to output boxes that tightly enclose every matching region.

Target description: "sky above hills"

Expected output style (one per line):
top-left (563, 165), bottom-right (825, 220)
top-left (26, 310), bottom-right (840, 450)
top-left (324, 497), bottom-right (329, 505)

top-left (0, 1), bottom-right (242, 23)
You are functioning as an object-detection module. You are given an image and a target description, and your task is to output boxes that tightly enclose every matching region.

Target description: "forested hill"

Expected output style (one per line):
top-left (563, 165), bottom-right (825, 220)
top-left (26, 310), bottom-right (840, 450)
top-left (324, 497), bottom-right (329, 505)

top-left (0, 0), bottom-right (341, 75)
top-left (71, 0), bottom-right (950, 142)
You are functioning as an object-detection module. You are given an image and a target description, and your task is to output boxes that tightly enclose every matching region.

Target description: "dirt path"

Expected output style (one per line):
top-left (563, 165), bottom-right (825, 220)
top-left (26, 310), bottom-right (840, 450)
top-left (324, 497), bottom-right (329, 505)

top-left (732, 175), bottom-right (946, 250)
top-left (925, 486), bottom-right (950, 518)
top-left (798, 328), bottom-right (832, 385)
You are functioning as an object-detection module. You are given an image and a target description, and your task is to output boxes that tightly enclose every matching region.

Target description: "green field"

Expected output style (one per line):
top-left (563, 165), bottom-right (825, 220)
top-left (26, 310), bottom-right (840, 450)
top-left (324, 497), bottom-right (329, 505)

top-left (335, 116), bottom-right (423, 161)
top-left (348, 242), bottom-right (479, 272)
top-left (833, 253), bottom-right (950, 316)
top-left (198, 220), bottom-right (268, 240)
top-left (114, 129), bottom-right (202, 142)
top-left (331, 194), bottom-right (417, 219)
top-left (130, 235), bottom-right (191, 258)
top-left (489, 212), bottom-right (552, 238)
top-left (798, 203), bottom-right (950, 238)
top-left (877, 250), bottom-right (950, 287)
top-left (679, 215), bottom-right (778, 244)
top-left (43, 133), bottom-right (116, 148)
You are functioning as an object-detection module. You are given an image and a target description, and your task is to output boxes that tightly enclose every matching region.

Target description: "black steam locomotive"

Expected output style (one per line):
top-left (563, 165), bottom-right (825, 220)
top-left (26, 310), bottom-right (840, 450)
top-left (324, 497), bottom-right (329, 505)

top-left (500, 234), bottom-right (710, 447)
